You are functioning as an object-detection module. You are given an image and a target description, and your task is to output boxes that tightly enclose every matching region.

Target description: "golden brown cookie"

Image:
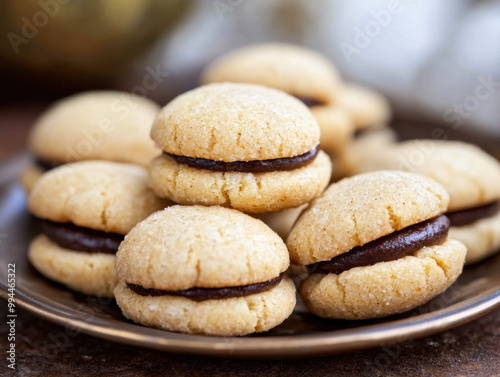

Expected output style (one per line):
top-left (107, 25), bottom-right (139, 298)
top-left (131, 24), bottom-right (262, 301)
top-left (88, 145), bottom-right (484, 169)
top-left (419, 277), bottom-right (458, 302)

top-left (22, 91), bottom-right (160, 191)
top-left (353, 140), bottom-right (500, 263)
top-left (300, 239), bottom-right (466, 320)
top-left (149, 83), bottom-right (332, 213)
top-left (309, 106), bottom-right (354, 155)
top-left (287, 170), bottom-right (466, 320)
top-left (288, 171), bottom-right (450, 265)
top-left (336, 83), bottom-right (391, 131)
top-left (28, 161), bottom-right (169, 297)
top-left (114, 205), bottom-right (295, 336)
top-left (201, 43), bottom-right (340, 106)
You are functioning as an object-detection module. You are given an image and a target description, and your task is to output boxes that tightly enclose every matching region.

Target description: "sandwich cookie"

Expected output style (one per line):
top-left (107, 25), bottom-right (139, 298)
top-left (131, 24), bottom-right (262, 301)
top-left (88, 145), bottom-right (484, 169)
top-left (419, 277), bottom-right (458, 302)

top-left (287, 171), bottom-right (466, 320)
top-left (22, 91), bottom-right (160, 192)
top-left (354, 140), bottom-right (500, 264)
top-left (201, 43), bottom-right (353, 159)
top-left (28, 161), bottom-right (169, 297)
top-left (149, 83), bottom-right (332, 213)
top-left (114, 205), bottom-right (295, 336)
top-left (201, 43), bottom-right (341, 107)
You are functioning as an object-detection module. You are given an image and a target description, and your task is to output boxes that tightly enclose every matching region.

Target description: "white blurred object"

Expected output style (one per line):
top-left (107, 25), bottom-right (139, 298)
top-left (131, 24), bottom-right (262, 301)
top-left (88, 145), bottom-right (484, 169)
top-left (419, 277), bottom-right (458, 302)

top-left (146, 0), bottom-right (499, 138)
top-left (414, 0), bottom-right (500, 137)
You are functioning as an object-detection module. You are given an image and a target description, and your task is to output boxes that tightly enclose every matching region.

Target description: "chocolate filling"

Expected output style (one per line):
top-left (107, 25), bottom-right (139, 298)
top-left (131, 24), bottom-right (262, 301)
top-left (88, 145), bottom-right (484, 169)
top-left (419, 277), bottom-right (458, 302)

top-left (295, 96), bottom-right (326, 108)
top-left (166, 145), bottom-right (320, 173)
top-left (447, 201), bottom-right (500, 227)
top-left (35, 156), bottom-right (63, 171)
top-left (127, 274), bottom-right (283, 301)
top-left (307, 215), bottom-right (450, 274)
top-left (41, 219), bottom-right (124, 254)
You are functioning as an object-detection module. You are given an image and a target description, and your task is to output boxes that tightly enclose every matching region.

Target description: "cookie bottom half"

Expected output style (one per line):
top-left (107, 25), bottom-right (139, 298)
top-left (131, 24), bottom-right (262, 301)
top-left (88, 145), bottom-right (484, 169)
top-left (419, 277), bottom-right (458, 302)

top-left (29, 234), bottom-right (118, 297)
top-left (450, 210), bottom-right (500, 264)
top-left (114, 276), bottom-right (296, 336)
top-left (148, 151), bottom-right (332, 213)
top-left (300, 239), bottom-right (466, 320)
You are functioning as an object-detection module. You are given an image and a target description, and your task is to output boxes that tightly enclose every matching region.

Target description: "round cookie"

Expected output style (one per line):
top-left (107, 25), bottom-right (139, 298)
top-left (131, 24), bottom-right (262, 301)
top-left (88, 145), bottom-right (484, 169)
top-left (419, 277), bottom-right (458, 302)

top-left (22, 91), bottom-right (160, 192)
top-left (28, 161), bottom-right (170, 297)
top-left (114, 205), bottom-right (296, 336)
top-left (149, 83), bottom-right (332, 213)
top-left (149, 150), bottom-right (331, 213)
top-left (201, 43), bottom-right (341, 106)
top-left (309, 106), bottom-right (354, 156)
top-left (30, 235), bottom-right (118, 297)
top-left (341, 128), bottom-right (397, 177)
top-left (353, 140), bottom-right (500, 263)
top-left (300, 239), bottom-right (466, 320)
top-left (288, 171), bottom-right (450, 265)
top-left (354, 140), bottom-right (500, 212)
top-left (287, 171), bottom-right (466, 320)
top-left (336, 83), bottom-right (391, 131)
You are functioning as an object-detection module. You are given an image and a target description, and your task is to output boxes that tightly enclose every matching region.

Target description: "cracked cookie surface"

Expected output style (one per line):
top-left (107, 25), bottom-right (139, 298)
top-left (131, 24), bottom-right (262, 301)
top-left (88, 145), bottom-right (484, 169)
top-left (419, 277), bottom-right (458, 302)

top-left (148, 151), bottom-right (332, 213)
top-left (300, 239), bottom-right (466, 319)
top-left (115, 206), bottom-right (290, 290)
top-left (114, 276), bottom-right (296, 336)
top-left (354, 140), bottom-right (500, 212)
top-left (287, 170), bottom-right (450, 265)
top-left (29, 161), bottom-right (170, 234)
top-left (151, 83), bottom-right (320, 162)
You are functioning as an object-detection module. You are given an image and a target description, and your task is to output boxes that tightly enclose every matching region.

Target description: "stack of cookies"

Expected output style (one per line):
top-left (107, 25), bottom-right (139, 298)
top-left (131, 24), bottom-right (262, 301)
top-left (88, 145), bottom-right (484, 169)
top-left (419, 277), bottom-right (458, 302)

top-left (23, 43), bottom-right (497, 337)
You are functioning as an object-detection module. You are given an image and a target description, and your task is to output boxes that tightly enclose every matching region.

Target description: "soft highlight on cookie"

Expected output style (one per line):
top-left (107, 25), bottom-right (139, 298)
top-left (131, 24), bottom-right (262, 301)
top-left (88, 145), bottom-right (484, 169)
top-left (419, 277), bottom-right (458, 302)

top-left (151, 83), bottom-right (320, 162)
top-left (201, 43), bottom-right (340, 105)
top-left (287, 170), bottom-right (450, 265)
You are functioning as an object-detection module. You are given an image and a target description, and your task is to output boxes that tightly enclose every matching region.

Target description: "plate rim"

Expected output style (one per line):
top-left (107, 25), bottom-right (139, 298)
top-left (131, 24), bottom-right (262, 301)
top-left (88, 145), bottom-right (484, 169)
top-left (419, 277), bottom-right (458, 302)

top-left (2, 153), bottom-right (500, 359)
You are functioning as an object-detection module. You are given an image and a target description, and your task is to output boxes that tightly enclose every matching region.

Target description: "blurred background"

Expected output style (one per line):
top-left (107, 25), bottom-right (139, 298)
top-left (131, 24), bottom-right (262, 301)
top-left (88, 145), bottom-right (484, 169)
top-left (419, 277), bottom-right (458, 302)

top-left (0, 0), bottom-right (498, 160)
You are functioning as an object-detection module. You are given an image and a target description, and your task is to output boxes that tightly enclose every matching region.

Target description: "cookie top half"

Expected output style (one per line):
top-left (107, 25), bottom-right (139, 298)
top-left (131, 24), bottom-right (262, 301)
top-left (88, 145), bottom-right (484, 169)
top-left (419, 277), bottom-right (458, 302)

top-left (336, 83), bottom-right (391, 130)
top-left (201, 43), bottom-right (340, 105)
top-left (29, 161), bottom-right (170, 234)
top-left (356, 140), bottom-right (500, 211)
top-left (151, 83), bottom-right (320, 161)
top-left (115, 205), bottom-right (290, 290)
top-left (29, 91), bottom-right (160, 166)
top-left (287, 171), bottom-right (449, 265)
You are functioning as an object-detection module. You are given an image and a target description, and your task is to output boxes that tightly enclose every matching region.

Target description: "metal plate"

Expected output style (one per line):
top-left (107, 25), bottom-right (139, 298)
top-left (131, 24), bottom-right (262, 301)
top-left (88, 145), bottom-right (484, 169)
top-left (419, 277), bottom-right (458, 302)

top-left (1, 154), bottom-right (500, 359)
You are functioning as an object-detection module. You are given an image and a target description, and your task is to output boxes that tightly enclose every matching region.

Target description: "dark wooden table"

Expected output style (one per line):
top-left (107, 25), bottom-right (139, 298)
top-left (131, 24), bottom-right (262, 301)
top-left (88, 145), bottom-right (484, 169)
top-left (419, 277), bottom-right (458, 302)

top-left (1, 105), bottom-right (499, 377)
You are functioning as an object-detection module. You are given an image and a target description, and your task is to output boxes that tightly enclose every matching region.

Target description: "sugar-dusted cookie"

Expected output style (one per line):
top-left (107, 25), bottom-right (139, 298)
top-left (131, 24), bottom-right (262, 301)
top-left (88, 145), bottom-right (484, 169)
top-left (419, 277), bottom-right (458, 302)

top-left (201, 43), bottom-right (341, 106)
top-left (287, 171), bottom-right (466, 320)
top-left (28, 161), bottom-right (170, 297)
top-left (149, 83), bottom-right (332, 213)
top-left (22, 91), bottom-right (160, 192)
top-left (354, 140), bottom-right (500, 263)
top-left (114, 205), bottom-right (296, 336)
